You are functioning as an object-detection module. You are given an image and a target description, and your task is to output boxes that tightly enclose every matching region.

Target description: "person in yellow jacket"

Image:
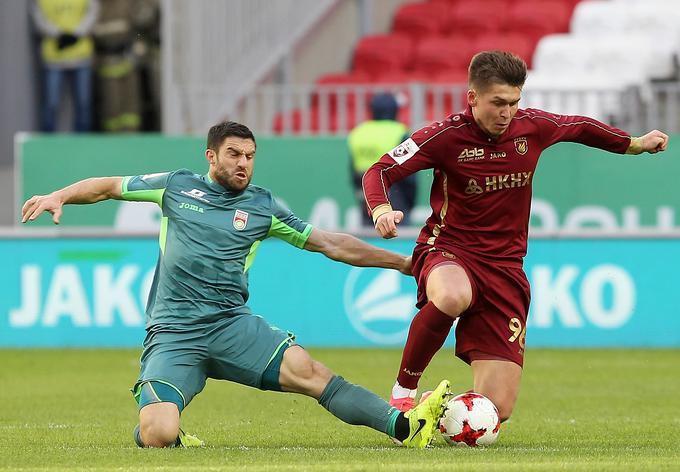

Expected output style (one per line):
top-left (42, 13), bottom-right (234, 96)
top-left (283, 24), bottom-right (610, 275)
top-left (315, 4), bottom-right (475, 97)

top-left (348, 93), bottom-right (418, 228)
top-left (32, 0), bottom-right (100, 132)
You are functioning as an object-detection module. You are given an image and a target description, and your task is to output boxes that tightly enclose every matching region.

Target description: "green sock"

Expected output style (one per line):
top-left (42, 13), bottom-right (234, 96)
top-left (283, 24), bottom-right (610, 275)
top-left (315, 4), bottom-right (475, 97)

top-left (318, 375), bottom-right (402, 437)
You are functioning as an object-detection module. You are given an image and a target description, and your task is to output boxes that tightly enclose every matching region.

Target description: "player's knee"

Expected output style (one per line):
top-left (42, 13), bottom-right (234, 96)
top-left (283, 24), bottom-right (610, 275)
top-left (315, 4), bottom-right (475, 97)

top-left (430, 292), bottom-right (468, 317)
top-left (284, 346), bottom-right (315, 379)
top-left (280, 346), bottom-right (333, 396)
top-left (139, 404), bottom-right (180, 448)
top-left (140, 422), bottom-right (179, 447)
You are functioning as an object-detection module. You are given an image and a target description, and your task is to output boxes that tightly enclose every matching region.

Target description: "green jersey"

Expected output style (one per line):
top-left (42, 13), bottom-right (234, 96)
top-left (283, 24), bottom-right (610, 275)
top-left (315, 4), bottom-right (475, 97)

top-left (121, 169), bottom-right (313, 327)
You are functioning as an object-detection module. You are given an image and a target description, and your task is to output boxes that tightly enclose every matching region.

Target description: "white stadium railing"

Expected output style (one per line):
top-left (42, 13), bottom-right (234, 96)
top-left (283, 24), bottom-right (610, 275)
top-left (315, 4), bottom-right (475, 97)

top-left (225, 81), bottom-right (680, 137)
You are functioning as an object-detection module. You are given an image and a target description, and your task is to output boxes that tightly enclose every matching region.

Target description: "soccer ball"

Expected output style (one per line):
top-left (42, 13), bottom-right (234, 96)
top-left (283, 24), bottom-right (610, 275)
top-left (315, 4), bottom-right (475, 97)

top-left (439, 392), bottom-right (500, 447)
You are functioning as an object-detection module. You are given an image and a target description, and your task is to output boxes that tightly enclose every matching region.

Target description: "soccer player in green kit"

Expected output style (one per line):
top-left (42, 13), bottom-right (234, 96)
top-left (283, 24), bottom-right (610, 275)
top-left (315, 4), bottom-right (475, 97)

top-left (21, 121), bottom-right (451, 449)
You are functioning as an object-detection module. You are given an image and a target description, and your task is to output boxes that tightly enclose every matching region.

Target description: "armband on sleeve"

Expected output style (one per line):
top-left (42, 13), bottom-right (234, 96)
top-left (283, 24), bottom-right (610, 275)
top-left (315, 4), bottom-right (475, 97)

top-left (371, 203), bottom-right (394, 224)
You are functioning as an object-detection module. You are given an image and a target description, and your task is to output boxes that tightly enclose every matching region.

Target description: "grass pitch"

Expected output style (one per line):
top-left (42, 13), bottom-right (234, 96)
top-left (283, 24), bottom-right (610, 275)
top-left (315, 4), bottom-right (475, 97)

top-left (1, 348), bottom-right (679, 471)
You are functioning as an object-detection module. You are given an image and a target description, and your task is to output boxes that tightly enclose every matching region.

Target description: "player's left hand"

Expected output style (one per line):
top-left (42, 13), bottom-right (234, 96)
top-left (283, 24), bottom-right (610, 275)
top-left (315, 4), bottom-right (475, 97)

top-left (638, 130), bottom-right (669, 154)
top-left (399, 255), bottom-right (412, 276)
top-left (21, 193), bottom-right (63, 224)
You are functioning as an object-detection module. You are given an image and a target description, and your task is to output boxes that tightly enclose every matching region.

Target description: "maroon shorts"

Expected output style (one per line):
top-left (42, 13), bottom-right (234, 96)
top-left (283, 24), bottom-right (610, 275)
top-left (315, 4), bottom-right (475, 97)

top-left (411, 244), bottom-right (531, 367)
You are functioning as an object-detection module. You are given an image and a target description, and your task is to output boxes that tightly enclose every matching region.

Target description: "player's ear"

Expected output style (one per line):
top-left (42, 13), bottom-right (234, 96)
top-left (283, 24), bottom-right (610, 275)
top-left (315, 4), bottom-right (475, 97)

top-left (467, 89), bottom-right (477, 107)
top-left (205, 148), bottom-right (216, 165)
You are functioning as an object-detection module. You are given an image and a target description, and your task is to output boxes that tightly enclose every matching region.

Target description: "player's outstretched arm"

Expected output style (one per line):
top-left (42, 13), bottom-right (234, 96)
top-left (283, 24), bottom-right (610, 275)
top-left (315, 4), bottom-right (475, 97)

top-left (626, 130), bottom-right (669, 155)
top-left (303, 228), bottom-right (412, 275)
top-left (21, 176), bottom-right (123, 224)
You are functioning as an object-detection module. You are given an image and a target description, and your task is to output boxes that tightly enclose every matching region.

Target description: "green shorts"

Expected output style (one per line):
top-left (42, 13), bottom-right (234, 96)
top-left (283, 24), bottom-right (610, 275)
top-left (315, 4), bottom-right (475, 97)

top-left (131, 314), bottom-right (295, 412)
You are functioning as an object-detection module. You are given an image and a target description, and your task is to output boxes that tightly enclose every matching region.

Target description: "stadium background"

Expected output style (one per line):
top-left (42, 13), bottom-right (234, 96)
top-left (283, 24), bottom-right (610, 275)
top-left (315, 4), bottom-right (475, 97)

top-left (1, 0), bottom-right (679, 468)
top-left (2, 0), bottom-right (678, 350)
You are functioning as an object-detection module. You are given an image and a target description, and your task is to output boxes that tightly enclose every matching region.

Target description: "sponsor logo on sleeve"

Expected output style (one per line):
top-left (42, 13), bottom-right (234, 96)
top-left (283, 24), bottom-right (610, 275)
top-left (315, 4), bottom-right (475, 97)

top-left (233, 209), bottom-right (249, 230)
top-left (388, 138), bottom-right (420, 164)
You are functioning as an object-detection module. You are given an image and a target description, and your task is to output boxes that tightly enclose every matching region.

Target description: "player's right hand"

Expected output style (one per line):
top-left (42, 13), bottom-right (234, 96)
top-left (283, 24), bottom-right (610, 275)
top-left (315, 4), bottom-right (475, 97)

top-left (375, 210), bottom-right (404, 239)
top-left (21, 194), bottom-right (63, 224)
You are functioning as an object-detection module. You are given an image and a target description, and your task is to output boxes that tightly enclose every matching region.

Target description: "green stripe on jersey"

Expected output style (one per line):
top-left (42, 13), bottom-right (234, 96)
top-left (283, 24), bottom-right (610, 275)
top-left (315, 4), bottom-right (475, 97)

top-left (268, 216), bottom-right (313, 248)
top-left (244, 240), bottom-right (261, 272)
top-left (159, 217), bottom-right (168, 254)
top-left (121, 176), bottom-right (165, 206)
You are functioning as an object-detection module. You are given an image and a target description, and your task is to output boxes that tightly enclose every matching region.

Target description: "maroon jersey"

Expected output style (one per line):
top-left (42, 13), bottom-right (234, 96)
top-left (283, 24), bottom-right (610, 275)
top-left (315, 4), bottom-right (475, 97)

top-left (362, 106), bottom-right (631, 265)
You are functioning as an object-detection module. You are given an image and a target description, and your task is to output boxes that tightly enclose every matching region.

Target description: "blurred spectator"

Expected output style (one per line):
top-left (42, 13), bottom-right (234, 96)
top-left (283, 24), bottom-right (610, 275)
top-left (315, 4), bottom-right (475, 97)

top-left (92, 0), bottom-right (142, 132)
top-left (348, 92), bottom-right (417, 227)
top-left (130, 0), bottom-right (161, 131)
top-left (32, 0), bottom-right (100, 132)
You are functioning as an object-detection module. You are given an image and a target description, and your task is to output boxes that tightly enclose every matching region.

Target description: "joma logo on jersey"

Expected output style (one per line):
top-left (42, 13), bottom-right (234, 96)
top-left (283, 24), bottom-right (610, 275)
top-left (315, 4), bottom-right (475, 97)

top-left (180, 189), bottom-right (210, 203)
top-left (458, 148), bottom-right (485, 161)
top-left (179, 202), bottom-right (204, 213)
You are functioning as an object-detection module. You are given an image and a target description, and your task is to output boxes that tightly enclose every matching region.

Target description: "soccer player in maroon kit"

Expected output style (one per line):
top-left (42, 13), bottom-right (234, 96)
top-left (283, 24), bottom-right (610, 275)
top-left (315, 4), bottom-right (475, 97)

top-left (362, 51), bottom-right (669, 421)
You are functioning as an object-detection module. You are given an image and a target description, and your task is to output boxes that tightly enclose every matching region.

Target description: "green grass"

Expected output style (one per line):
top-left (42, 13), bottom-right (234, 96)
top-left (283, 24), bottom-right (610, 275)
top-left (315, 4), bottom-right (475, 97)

top-left (1, 348), bottom-right (679, 471)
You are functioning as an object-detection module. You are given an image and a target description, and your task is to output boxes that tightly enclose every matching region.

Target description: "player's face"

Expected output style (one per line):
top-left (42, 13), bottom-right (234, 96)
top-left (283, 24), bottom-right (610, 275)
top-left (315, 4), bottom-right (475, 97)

top-left (208, 137), bottom-right (256, 191)
top-left (468, 83), bottom-right (522, 137)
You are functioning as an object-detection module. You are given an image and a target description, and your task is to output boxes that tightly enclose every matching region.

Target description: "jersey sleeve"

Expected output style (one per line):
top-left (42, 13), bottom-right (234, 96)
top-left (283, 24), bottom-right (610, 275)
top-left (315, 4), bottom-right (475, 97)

top-left (120, 172), bottom-right (172, 206)
top-left (267, 197), bottom-right (313, 249)
top-left (529, 108), bottom-right (631, 154)
top-left (362, 122), bottom-right (442, 218)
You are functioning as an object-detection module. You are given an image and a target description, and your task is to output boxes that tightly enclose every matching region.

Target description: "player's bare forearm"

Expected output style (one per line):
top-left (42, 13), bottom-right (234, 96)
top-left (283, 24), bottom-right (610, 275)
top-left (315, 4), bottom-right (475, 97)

top-left (55, 177), bottom-right (123, 204)
top-left (304, 228), bottom-right (411, 275)
top-left (21, 176), bottom-right (123, 224)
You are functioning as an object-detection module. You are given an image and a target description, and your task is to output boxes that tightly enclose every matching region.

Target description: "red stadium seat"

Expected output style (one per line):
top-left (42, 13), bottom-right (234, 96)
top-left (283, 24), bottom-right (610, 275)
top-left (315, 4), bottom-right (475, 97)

top-left (410, 35), bottom-right (470, 76)
top-left (351, 34), bottom-right (415, 77)
top-left (506, 0), bottom-right (571, 44)
top-left (442, 0), bottom-right (509, 38)
top-left (391, 1), bottom-right (450, 41)
top-left (473, 32), bottom-right (536, 67)
top-left (430, 68), bottom-right (468, 84)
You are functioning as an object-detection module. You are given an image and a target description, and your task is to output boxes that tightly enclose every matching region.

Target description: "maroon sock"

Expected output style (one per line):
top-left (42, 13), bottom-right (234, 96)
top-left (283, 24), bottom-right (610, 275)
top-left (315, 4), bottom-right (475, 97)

top-left (396, 301), bottom-right (454, 389)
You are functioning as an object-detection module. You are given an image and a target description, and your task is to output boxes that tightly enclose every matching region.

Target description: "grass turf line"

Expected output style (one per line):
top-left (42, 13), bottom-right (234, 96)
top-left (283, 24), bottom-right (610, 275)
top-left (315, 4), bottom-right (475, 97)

top-left (0, 348), bottom-right (678, 471)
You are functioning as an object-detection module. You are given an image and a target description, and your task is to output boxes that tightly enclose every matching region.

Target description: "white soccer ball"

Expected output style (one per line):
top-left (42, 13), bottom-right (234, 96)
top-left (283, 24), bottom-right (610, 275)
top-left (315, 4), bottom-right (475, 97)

top-left (439, 392), bottom-right (501, 447)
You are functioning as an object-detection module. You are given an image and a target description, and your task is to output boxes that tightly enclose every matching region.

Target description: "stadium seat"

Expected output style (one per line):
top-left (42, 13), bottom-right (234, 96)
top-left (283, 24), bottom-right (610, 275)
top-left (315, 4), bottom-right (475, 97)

top-left (506, 0), bottom-right (571, 45)
top-left (569, 0), bottom-right (627, 37)
top-left (571, 0), bottom-right (680, 48)
top-left (410, 35), bottom-right (469, 77)
top-left (531, 34), bottom-right (593, 76)
top-left (442, 0), bottom-right (508, 38)
top-left (473, 32), bottom-right (535, 67)
top-left (351, 34), bottom-right (415, 77)
top-left (391, 1), bottom-right (449, 41)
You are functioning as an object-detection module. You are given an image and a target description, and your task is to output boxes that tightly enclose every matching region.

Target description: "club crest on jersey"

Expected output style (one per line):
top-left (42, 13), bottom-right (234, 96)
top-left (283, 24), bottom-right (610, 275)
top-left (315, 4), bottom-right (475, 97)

top-left (388, 138), bottom-right (420, 164)
top-left (514, 137), bottom-right (528, 155)
top-left (233, 209), bottom-right (249, 231)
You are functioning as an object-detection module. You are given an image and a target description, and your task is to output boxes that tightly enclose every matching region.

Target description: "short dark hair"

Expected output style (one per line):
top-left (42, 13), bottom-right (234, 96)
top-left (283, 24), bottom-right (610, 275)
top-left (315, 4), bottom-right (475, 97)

top-left (207, 121), bottom-right (256, 151)
top-left (468, 50), bottom-right (527, 91)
